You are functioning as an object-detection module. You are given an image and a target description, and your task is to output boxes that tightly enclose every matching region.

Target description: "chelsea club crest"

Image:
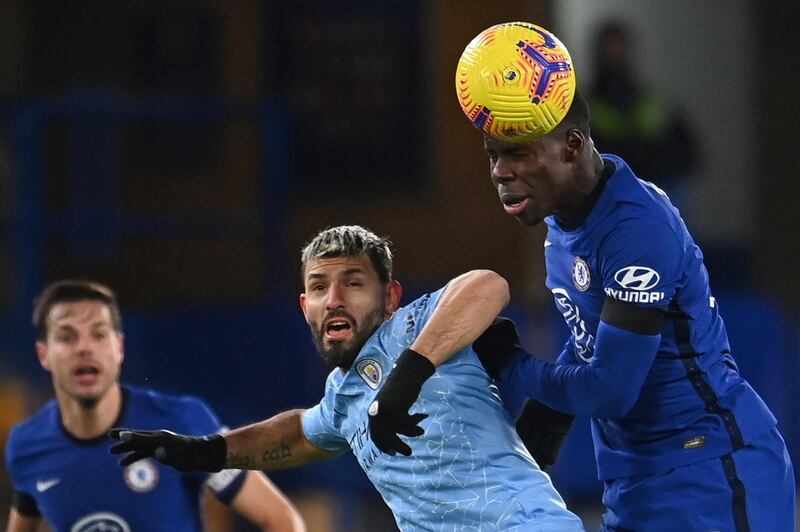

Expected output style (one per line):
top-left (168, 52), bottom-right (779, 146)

top-left (123, 458), bottom-right (159, 493)
top-left (572, 257), bottom-right (591, 292)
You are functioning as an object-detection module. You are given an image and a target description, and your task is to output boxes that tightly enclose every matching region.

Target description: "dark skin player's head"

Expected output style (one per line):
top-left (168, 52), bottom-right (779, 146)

top-left (483, 91), bottom-right (606, 229)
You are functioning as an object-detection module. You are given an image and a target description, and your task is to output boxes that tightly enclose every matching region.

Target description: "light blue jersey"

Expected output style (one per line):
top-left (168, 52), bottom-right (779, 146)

top-left (303, 288), bottom-right (584, 531)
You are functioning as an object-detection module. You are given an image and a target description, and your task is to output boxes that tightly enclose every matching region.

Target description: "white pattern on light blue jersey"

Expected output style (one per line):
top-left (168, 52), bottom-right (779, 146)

top-left (303, 288), bottom-right (584, 531)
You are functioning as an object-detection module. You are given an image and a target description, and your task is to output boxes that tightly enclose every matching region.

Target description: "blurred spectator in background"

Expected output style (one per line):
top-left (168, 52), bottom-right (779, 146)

top-left (588, 21), bottom-right (698, 207)
top-left (4, 279), bottom-right (305, 532)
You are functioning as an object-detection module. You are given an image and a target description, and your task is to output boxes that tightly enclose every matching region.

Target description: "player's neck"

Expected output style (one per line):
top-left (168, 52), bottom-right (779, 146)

top-left (555, 150), bottom-right (607, 229)
top-left (58, 384), bottom-right (122, 439)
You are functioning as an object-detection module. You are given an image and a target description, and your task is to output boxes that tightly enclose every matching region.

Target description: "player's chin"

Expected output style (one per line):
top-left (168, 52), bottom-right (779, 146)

top-left (514, 210), bottom-right (543, 227)
top-left (70, 387), bottom-right (105, 408)
top-left (321, 343), bottom-right (359, 369)
top-left (323, 333), bottom-right (352, 352)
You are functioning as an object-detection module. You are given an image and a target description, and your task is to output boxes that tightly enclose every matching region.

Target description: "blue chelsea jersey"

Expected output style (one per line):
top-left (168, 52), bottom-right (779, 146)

top-left (543, 154), bottom-right (776, 480)
top-left (303, 288), bottom-right (584, 531)
top-left (5, 386), bottom-right (246, 531)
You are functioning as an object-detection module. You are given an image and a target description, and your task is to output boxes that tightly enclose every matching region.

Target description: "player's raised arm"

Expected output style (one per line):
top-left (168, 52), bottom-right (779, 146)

top-left (109, 409), bottom-right (338, 472)
top-left (368, 269), bottom-right (509, 455)
top-left (222, 409), bottom-right (337, 469)
top-left (411, 269), bottom-right (509, 365)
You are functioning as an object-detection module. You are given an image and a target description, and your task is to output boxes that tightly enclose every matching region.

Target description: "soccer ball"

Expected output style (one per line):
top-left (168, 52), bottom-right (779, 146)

top-left (455, 22), bottom-right (576, 142)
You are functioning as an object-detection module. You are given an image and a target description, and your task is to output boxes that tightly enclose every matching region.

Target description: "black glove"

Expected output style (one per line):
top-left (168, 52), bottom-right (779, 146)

top-left (473, 316), bottom-right (524, 379)
top-left (368, 349), bottom-right (435, 456)
top-left (109, 428), bottom-right (227, 472)
top-left (515, 399), bottom-right (575, 468)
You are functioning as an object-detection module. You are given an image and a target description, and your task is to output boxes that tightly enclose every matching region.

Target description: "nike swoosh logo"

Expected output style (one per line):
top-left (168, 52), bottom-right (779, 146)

top-left (36, 478), bottom-right (60, 492)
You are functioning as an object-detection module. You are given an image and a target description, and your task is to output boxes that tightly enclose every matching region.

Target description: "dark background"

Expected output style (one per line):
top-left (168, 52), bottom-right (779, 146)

top-left (1, 1), bottom-right (797, 530)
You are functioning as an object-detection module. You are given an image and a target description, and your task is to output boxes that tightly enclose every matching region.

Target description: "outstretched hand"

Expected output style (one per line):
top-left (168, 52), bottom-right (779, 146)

top-left (109, 428), bottom-right (227, 472)
top-left (368, 349), bottom-right (435, 456)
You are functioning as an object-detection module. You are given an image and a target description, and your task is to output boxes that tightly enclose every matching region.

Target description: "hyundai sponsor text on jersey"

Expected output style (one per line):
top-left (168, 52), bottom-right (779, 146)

top-left (543, 154), bottom-right (776, 480)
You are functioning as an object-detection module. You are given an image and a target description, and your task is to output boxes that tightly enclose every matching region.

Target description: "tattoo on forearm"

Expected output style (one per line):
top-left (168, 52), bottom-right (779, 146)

top-left (262, 442), bottom-right (292, 463)
top-left (228, 452), bottom-right (256, 469)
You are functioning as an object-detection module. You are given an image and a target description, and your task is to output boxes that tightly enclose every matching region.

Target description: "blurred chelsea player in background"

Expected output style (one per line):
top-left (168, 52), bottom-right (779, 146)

top-left (5, 279), bottom-right (305, 532)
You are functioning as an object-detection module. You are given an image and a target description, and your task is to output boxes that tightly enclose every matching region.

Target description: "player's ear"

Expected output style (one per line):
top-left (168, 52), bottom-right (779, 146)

top-left (385, 280), bottom-right (403, 314)
top-left (117, 333), bottom-right (125, 364)
top-left (299, 293), bottom-right (309, 322)
top-left (36, 340), bottom-right (51, 371)
top-left (564, 128), bottom-right (585, 162)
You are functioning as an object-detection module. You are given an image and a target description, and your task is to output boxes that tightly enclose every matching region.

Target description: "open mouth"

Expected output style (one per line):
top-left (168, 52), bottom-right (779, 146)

top-left (501, 196), bottom-right (529, 216)
top-left (325, 318), bottom-right (353, 341)
top-left (74, 366), bottom-right (100, 384)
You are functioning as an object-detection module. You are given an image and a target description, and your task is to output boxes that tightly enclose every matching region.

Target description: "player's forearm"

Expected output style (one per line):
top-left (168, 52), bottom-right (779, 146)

top-left (230, 472), bottom-right (307, 532)
top-left (495, 341), bottom-right (574, 430)
top-left (555, 336), bottom-right (577, 365)
top-left (224, 409), bottom-right (325, 470)
top-left (507, 322), bottom-right (660, 418)
top-left (412, 269), bottom-right (509, 365)
top-left (261, 496), bottom-right (307, 532)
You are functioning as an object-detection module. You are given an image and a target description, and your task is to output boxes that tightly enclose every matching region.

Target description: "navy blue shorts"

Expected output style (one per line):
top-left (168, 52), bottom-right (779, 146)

top-left (600, 428), bottom-right (795, 531)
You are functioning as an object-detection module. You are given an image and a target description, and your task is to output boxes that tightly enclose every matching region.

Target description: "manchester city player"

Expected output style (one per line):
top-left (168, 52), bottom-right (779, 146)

top-left (110, 225), bottom-right (584, 531)
top-left (5, 280), bottom-right (305, 532)
top-left (473, 91), bottom-right (795, 531)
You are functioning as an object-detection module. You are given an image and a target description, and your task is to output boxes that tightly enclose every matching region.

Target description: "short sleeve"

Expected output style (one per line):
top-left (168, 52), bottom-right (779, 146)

top-left (389, 288), bottom-right (446, 347)
top-left (599, 218), bottom-right (683, 308)
top-left (302, 402), bottom-right (349, 454)
top-left (206, 468), bottom-right (247, 504)
top-left (5, 425), bottom-right (39, 515)
top-left (410, 288), bottom-right (444, 330)
top-left (179, 396), bottom-right (223, 436)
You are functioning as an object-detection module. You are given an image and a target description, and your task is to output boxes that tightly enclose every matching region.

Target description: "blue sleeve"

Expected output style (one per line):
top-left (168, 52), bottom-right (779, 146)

top-left (502, 322), bottom-right (661, 418)
top-left (5, 425), bottom-right (20, 486)
top-left (182, 397), bottom-right (249, 504)
top-left (301, 385), bottom-right (349, 454)
top-left (302, 405), bottom-right (347, 453)
top-left (382, 287), bottom-right (478, 367)
top-left (497, 335), bottom-right (574, 419)
top-left (411, 288), bottom-right (445, 328)
top-left (389, 288), bottom-right (446, 351)
top-left (5, 426), bottom-right (40, 516)
top-left (555, 335), bottom-right (576, 366)
top-left (599, 218), bottom-right (683, 308)
top-left (180, 396), bottom-right (223, 435)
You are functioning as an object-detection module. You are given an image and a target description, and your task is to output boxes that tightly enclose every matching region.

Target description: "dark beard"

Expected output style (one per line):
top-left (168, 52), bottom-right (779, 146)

top-left (77, 395), bottom-right (101, 410)
top-left (310, 306), bottom-right (387, 370)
